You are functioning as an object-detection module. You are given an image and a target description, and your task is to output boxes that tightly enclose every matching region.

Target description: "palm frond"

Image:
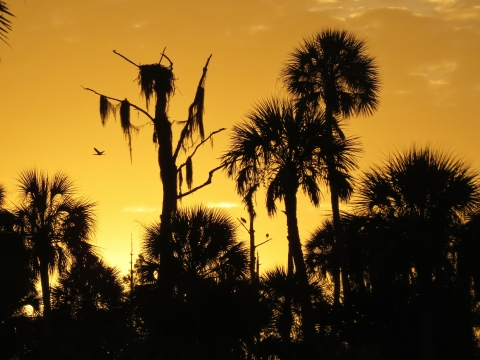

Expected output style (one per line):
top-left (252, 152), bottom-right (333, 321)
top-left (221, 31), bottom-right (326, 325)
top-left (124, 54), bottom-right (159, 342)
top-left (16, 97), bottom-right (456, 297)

top-left (0, 1), bottom-right (14, 45)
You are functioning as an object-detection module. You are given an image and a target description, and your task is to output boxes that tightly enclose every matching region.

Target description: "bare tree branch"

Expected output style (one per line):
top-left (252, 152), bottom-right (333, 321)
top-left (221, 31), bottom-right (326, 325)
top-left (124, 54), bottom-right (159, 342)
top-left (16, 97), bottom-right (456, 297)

top-left (82, 86), bottom-right (155, 122)
top-left (159, 47), bottom-right (173, 69)
top-left (177, 164), bottom-right (225, 200)
top-left (113, 50), bottom-right (139, 68)
top-left (176, 127), bottom-right (226, 166)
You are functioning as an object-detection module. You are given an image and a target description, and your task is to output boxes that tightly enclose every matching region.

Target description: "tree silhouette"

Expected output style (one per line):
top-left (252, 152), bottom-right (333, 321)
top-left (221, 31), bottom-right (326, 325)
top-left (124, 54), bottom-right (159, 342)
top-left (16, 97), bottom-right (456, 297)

top-left (0, 183), bottom-right (40, 359)
top-left (85, 51), bottom-right (225, 294)
top-left (221, 97), bottom-right (357, 348)
top-left (14, 169), bottom-right (96, 343)
top-left (355, 146), bottom-right (480, 359)
top-left (133, 205), bottom-right (265, 359)
top-left (282, 29), bottom-right (380, 304)
top-left (51, 250), bottom-right (128, 358)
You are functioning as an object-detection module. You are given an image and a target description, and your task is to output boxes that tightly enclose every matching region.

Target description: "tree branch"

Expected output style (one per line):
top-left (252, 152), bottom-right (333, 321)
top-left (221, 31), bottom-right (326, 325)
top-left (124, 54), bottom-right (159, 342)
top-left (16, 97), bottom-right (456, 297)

top-left (113, 50), bottom-right (139, 68)
top-left (159, 47), bottom-right (173, 69)
top-left (175, 127), bottom-right (226, 166)
top-left (177, 164), bottom-right (225, 200)
top-left (82, 86), bottom-right (155, 122)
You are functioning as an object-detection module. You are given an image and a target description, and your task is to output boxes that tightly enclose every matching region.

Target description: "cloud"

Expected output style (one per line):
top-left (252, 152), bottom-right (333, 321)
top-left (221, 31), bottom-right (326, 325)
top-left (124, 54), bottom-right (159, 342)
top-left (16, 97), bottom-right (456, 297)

top-left (249, 25), bottom-right (268, 34)
top-left (411, 61), bottom-right (457, 85)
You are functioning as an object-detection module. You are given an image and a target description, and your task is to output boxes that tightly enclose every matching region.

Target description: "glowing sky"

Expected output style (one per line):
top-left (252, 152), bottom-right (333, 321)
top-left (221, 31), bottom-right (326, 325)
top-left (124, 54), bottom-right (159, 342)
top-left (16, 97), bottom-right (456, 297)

top-left (1, 0), bottom-right (480, 275)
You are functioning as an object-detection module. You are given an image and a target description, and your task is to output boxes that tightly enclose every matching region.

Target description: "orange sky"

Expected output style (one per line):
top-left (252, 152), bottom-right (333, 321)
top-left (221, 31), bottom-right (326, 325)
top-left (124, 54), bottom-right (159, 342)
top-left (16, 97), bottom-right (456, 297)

top-left (1, 0), bottom-right (480, 275)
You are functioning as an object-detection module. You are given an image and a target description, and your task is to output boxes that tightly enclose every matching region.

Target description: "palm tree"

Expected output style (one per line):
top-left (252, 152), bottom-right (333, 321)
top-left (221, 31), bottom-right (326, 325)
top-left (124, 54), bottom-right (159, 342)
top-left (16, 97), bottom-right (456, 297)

top-left (135, 205), bottom-right (261, 359)
top-left (282, 29), bottom-right (380, 304)
top-left (355, 146), bottom-right (480, 359)
top-left (14, 169), bottom-right (96, 342)
top-left (0, 1), bottom-right (13, 47)
top-left (222, 97), bottom-right (358, 346)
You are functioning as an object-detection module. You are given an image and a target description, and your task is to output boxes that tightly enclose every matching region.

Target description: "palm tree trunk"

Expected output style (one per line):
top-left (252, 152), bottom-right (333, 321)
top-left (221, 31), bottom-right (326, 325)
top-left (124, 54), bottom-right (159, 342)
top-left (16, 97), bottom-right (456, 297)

top-left (416, 265), bottom-right (435, 360)
top-left (329, 178), bottom-right (350, 305)
top-left (324, 103), bottom-right (350, 306)
top-left (284, 191), bottom-right (316, 346)
top-left (39, 260), bottom-right (52, 342)
top-left (279, 243), bottom-right (294, 350)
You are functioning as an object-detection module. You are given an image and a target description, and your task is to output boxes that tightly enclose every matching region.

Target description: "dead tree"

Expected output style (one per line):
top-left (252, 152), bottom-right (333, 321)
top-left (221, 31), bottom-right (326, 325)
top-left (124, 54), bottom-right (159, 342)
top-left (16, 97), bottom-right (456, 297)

top-left (84, 50), bottom-right (225, 293)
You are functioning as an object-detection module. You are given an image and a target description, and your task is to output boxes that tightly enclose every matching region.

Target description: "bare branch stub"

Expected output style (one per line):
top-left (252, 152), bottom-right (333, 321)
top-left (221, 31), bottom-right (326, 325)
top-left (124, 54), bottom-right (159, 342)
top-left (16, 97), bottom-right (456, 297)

top-left (113, 50), bottom-right (139, 68)
top-left (159, 47), bottom-right (173, 69)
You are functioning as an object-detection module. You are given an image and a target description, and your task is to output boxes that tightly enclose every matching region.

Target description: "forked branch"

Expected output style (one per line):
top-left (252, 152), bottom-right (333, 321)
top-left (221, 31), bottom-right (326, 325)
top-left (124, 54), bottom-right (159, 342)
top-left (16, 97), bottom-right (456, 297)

top-left (177, 164), bottom-right (225, 200)
top-left (175, 127), bottom-right (226, 166)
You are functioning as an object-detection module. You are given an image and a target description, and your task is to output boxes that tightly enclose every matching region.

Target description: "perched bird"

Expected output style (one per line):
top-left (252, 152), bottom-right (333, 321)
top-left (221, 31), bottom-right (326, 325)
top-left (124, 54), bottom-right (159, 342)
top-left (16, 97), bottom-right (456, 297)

top-left (93, 148), bottom-right (105, 155)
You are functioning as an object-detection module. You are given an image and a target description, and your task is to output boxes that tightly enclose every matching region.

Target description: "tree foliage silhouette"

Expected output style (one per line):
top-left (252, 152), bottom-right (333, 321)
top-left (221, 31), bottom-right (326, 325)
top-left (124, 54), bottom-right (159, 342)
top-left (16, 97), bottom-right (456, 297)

top-left (222, 97), bottom-right (357, 348)
top-left (353, 146), bottom-right (480, 358)
top-left (132, 205), bottom-right (265, 359)
top-left (14, 169), bottom-right (96, 342)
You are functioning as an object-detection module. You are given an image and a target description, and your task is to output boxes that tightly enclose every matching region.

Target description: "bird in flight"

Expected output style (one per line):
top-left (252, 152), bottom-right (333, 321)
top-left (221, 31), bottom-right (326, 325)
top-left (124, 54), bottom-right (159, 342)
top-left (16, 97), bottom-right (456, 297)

top-left (93, 148), bottom-right (105, 155)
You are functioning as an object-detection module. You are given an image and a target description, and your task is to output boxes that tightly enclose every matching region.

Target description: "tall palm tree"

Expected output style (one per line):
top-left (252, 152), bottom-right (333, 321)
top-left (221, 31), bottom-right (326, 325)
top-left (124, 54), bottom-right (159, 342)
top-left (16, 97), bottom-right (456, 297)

top-left (282, 29), bottom-right (380, 304)
top-left (14, 169), bottom-right (96, 342)
top-left (222, 97), bottom-right (359, 345)
top-left (355, 146), bottom-right (480, 359)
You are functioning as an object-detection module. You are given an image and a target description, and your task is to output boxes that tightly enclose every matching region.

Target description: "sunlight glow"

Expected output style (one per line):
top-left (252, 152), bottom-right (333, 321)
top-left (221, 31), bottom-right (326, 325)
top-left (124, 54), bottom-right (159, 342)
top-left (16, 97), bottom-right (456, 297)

top-left (206, 202), bottom-right (240, 209)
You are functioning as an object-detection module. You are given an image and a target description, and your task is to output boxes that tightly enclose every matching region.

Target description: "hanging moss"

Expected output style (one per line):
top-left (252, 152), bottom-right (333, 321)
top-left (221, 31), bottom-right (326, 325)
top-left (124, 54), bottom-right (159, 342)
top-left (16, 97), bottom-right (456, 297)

top-left (178, 167), bottom-right (183, 194)
top-left (99, 95), bottom-right (115, 125)
top-left (137, 64), bottom-right (175, 110)
top-left (186, 156), bottom-right (193, 190)
top-left (120, 99), bottom-right (130, 132)
top-left (119, 99), bottom-right (138, 162)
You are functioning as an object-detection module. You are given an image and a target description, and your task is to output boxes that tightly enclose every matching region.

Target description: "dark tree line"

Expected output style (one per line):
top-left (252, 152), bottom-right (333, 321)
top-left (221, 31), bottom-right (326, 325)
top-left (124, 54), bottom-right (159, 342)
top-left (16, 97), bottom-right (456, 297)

top-left (2, 29), bottom-right (480, 360)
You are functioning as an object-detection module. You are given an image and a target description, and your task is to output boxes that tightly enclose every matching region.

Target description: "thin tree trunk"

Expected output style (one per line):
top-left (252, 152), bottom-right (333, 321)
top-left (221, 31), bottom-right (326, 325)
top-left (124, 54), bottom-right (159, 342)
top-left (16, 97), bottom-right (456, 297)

top-left (279, 244), bottom-right (293, 358)
top-left (249, 213), bottom-right (256, 282)
top-left (40, 260), bottom-right (52, 342)
top-left (329, 177), bottom-right (349, 305)
top-left (284, 191), bottom-right (316, 346)
top-left (416, 265), bottom-right (435, 360)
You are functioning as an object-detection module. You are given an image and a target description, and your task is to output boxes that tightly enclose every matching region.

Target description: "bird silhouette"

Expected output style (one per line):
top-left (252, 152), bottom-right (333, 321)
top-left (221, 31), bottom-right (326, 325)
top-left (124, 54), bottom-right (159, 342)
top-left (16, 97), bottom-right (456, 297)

top-left (93, 148), bottom-right (105, 155)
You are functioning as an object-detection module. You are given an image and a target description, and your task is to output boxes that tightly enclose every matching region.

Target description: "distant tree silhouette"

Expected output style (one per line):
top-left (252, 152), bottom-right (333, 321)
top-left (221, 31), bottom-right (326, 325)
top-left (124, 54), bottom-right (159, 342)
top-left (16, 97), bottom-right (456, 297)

top-left (14, 169), bottom-right (96, 343)
top-left (51, 250), bottom-right (128, 358)
top-left (133, 205), bottom-right (265, 359)
top-left (0, 1), bottom-right (13, 47)
top-left (0, 183), bottom-right (39, 359)
top-left (355, 146), bottom-right (480, 359)
top-left (85, 51), bottom-right (225, 295)
top-left (282, 29), bottom-right (380, 304)
top-left (222, 97), bottom-right (357, 349)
